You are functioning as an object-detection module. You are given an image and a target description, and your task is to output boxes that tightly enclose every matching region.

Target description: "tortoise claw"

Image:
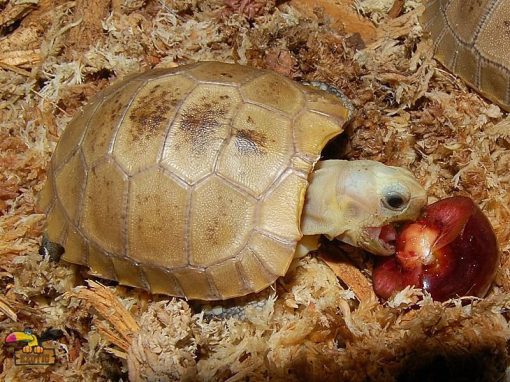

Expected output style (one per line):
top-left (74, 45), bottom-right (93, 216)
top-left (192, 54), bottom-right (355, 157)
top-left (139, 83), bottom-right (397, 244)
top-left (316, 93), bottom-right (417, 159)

top-left (39, 234), bottom-right (65, 262)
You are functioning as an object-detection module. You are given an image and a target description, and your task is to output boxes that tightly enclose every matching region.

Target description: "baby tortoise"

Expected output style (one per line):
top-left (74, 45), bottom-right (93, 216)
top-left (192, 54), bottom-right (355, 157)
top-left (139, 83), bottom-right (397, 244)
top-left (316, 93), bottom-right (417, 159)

top-left (422, 0), bottom-right (510, 111)
top-left (38, 62), bottom-right (427, 300)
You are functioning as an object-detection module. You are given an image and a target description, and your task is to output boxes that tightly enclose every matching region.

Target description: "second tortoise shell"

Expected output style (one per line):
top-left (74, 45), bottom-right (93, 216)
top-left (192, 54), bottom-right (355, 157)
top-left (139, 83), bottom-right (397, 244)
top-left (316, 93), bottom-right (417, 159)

top-left (422, 0), bottom-right (510, 111)
top-left (38, 62), bottom-right (353, 300)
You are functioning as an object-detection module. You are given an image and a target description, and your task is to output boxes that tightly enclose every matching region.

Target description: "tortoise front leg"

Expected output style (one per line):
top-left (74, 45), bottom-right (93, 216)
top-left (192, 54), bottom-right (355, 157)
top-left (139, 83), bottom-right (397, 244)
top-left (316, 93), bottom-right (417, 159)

top-left (39, 234), bottom-right (65, 262)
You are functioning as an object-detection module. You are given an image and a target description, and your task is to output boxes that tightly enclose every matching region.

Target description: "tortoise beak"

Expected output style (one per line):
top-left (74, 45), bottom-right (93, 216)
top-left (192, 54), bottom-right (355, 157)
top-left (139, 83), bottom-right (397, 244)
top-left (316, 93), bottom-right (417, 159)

top-left (362, 225), bottom-right (398, 256)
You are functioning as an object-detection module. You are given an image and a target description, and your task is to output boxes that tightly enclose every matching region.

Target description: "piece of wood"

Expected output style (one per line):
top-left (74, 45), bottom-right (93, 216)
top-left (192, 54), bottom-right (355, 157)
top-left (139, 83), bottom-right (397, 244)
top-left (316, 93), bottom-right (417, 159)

top-left (68, 0), bottom-right (112, 51)
top-left (0, 2), bottom-right (36, 29)
top-left (0, 295), bottom-right (17, 322)
top-left (388, 0), bottom-right (405, 19)
top-left (72, 280), bottom-right (140, 351)
top-left (288, 0), bottom-right (377, 43)
top-left (319, 249), bottom-right (377, 303)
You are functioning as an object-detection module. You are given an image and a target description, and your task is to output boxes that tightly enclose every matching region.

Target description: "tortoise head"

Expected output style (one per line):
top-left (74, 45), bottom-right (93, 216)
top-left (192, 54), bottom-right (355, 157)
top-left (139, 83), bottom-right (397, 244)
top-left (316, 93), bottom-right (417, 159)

top-left (301, 160), bottom-right (427, 255)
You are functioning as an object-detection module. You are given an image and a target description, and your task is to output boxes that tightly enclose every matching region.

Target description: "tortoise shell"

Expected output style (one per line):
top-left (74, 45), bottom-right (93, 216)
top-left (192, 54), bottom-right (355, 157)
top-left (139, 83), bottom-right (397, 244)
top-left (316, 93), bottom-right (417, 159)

top-left (38, 62), bottom-right (353, 300)
top-left (421, 0), bottom-right (510, 111)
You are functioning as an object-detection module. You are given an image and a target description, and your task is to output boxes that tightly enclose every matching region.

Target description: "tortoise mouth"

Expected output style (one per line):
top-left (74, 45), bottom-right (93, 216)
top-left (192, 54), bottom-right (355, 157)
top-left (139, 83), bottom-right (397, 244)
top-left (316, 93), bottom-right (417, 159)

top-left (364, 224), bottom-right (397, 255)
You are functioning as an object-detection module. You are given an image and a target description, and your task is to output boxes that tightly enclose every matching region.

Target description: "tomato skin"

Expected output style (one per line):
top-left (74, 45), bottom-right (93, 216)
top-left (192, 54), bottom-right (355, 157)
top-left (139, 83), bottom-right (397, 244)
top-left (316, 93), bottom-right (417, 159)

top-left (373, 197), bottom-right (499, 301)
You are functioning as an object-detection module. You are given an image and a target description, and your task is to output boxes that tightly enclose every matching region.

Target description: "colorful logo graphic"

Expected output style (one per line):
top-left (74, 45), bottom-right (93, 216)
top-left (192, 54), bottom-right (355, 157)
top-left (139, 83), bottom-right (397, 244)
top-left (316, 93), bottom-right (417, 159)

top-left (5, 328), bottom-right (64, 366)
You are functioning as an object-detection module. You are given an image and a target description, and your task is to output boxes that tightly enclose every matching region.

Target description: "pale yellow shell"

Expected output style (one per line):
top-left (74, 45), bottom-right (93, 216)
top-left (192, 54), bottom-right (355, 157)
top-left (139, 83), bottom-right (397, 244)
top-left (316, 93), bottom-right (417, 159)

top-left (38, 62), bottom-right (352, 300)
top-left (422, 0), bottom-right (510, 111)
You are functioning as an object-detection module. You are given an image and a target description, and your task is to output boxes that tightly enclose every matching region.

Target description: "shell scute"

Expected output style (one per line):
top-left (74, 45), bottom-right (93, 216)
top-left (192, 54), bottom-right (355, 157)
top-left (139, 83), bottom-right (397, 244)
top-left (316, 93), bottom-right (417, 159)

top-left (303, 87), bottom-right (353, 122)
top-left (189, 176), bottom-right (256, 267)
top-left (188, 61), bottom-right (259, 84)
top-left (55, 150), bottom-right (86, 225)
top-left (81, 80), bottom-right (144, 167)
top-left (127, 168), bottom-right (188, 268)
top-left (475, 0), bottom-right (510, 68)
top-left (480, 60), bottom-right (510, 104)
top-left (46, 202), bottom-right (67, 244)
top-left (454, 43), bottom-right (480, 88)
top-left (81, 159), bottom-right (128, 256)
top-left (141, 266), bottom-right (184, 296)
top-left (257, 171), bottom-right (308, 242)
top-left (113, 74), bottom-right (196, 175)
top-left (61, 227), bottom-right (88, 266)
top-left (160, 84), bottom-right (241, 184)
top-left (240, 72), bottom-right (305, 115)
top-left (445, 0), bottom-right (493, 45)
top-left (52, 101), bottom-right (97, 169)
top-left (37, 164), bottom-right (55, 214)
top-left (207, 259), bottom-right (249, 300)
top-left (422, 0), bottom-right (510, 110)
top-left (87, 245), bottom-right (117, 281)
top-left (111, 256), bottom-right (147, 289)
top-left (172, 267), bottom-right (216, 300)
top-left (216, 103), bottom-right (293, 197)
top-left (238, 247), bottom-right (278, 293)
top-left (435, 29), bottom-right (458, 69)
top-left (248, 231), bottom-right (295, 277)
top-left (293, 111), bottom-right (344, 158)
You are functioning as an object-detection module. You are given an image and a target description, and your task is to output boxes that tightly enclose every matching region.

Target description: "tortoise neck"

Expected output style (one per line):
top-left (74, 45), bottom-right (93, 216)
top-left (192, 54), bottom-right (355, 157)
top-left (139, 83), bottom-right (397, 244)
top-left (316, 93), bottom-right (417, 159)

top-left (300, 160), bottom-right (349, 239)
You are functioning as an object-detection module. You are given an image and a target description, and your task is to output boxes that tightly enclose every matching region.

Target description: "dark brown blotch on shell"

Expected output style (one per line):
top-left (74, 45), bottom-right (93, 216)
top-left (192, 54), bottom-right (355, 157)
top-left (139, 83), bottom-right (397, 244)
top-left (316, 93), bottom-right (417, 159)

top-left (234, 129), bottom-right (267, 155)
top-left (128, 88), bottom-right (174, 141)
top-left (179, 97), bottom-right (229, 150)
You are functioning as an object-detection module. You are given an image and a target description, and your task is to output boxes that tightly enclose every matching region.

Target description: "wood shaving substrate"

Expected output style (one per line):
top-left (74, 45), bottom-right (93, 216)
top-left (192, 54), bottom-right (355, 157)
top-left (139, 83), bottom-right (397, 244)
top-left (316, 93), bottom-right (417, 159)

top-left (1, 0), bottom-right (510, 380)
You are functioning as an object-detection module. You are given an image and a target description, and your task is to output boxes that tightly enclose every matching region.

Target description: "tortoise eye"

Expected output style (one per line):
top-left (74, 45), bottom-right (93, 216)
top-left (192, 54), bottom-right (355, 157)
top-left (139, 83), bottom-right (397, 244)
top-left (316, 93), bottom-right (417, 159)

top-left (383, 192), bottom-right (407, 210)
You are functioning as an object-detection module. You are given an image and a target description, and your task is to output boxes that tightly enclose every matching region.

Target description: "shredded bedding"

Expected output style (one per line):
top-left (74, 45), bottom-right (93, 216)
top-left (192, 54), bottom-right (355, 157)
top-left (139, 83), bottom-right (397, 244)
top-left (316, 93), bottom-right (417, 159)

top-left (1, 0), bottom-right (510, 380)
